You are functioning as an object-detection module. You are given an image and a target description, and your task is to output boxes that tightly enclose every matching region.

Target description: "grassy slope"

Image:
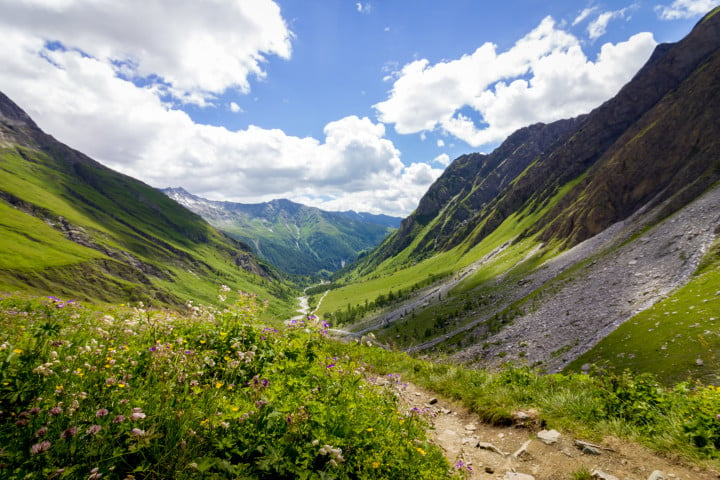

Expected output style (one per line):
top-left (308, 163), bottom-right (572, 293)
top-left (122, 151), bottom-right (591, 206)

top-left (0, 146), bottom-right (295, 318)
top-left (566, 239), bottom-right (720, 385)
top-left (318, 175), bottom-right (581, 341)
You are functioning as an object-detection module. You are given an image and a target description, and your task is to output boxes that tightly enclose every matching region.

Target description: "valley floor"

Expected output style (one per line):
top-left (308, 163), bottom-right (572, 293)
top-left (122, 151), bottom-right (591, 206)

top-left (393, 380), bottom-right (719, 480)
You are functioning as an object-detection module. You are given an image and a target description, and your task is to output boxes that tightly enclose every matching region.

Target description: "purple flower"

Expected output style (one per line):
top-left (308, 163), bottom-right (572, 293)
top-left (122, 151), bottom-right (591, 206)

top-left (30, 440), bottom-right (51, 455)
top-left (96, 408), bottom-right (109, 418)
top-left (49, 406), bottom-right (62, 416)
top-left (326, 363), bottom-right (336, 369)
top-left (86, 424), bottom-right (102, 435)
top-left (60, 426), bottom-right (78, 439)
top-left (112, 415), bottom-right (125, 424)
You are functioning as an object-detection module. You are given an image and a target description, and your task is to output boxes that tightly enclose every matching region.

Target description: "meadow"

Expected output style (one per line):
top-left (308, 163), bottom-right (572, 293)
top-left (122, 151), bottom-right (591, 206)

top-left (2, 289), bottom-right (720, 479)
top-left (0, 290), bottom-right (453, 479)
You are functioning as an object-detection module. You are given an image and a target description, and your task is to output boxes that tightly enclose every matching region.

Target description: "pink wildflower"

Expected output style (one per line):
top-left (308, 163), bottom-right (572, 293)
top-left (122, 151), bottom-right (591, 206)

top-left (30, 440), bottom-right (51, 455)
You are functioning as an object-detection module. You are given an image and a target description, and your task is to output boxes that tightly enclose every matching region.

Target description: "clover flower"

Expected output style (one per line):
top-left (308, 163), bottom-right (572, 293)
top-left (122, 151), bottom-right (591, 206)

top-left (30, 440), bottom-right (51, 455)
top-left (129, 428), bottom-right (146, 437)
top-left (130, 408), bottom-right (146, 421)
top-left (318, 444), bottom-right (345, 465)
top-left (86, 424), bottom-right (102, 435)
top-left (96, 408), bottom-right (109, 418)
top-left (61, 426), bottom-right (78, 439)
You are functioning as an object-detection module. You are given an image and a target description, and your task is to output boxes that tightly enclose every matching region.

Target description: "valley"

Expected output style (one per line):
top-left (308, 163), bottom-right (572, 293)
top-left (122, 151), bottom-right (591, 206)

top-left (1, 5), bottom-right (720, 479)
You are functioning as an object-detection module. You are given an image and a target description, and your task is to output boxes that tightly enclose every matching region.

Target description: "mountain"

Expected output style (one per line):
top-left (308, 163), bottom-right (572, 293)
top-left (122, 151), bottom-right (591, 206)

top-left (0, 92), bottom-right (295, 315)
top-left (321, 7), bottom-right (720, 384)
top-left (162, 187), bottom-right (400, 276)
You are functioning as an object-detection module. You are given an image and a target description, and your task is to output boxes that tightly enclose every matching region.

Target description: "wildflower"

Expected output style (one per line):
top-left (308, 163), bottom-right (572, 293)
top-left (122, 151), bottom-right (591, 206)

top-left (30, 440), bottom-right (51, 455)
top-left (86, 424), bottom-right (102, 435)
top-left (130, 408), bottom-right (146, 421)
top-left (372, 461), bottom-right (380, 469)
top-left (112, 415), bottom-right (125, 424)
top-left (88, 467), bottom-right (103, 480)
top-left (96, 408), bottom-right (109, 418)
top-left (129, 428), bottom-right (146, 437)
top-left (13, 348), bottom-right (23, 354)
top-left (416, 447), bottom-right (426, 456)
top-left (35, 427), bottom-right (48, 437)
top-left (326, 363), bottom-right (336, 369)
top-left (61, 426), bottom-right (78, 439)
top-left (49, 406), bottom-right (63, 416)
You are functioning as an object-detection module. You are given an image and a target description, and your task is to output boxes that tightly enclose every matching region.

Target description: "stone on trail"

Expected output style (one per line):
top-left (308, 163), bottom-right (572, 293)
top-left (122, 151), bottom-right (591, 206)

top-left (537, 429), bottom-right (561, 444)
top-left (477, 441), bottom-right (508, 456)
top-left (591, 470), bottom-right (620, 480)
top-left (504, 472), bottom-right (535, 480)
top-left (647, 471), bottom-right (668, 480)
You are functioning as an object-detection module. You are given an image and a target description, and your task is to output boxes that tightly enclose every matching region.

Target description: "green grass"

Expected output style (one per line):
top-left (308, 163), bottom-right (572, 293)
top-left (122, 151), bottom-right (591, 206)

top-left (0, 292), bottom-right (455, 479)
top-left (0, 202), bottom-right (104, 270)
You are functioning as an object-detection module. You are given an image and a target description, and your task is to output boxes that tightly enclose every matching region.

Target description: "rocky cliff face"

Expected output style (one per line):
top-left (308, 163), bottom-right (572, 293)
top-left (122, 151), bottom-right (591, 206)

top-left (370, 8), bottom-right (720, 266)
top-left (341, 8), bottom-right (720, 376)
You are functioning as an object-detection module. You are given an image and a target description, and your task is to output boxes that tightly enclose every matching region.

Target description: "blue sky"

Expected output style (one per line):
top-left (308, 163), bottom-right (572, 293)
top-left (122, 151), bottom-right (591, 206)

top-left (0, 0), bottom-right (717, 216)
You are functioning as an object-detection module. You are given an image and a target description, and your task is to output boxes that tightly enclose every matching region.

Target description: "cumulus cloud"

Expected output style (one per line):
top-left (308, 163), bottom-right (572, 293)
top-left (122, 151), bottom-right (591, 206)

top-left (374, 16), bottom-right (656, 149)
top-left (587, 9), bottom-right (629, 40)
top-left (0, 0), bottom-right (442, 216)
top-left (0, 38), bottom-right (426, 215)
top-left (656, 0), bottom-right (720, 19)
top-left (433, 153), bottom-right (451, 166)
top-left (0, 0), bottom-right (293, 105)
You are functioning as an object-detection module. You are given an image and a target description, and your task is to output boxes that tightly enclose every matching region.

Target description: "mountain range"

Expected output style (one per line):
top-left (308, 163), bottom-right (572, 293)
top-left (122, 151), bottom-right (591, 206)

top-left (320, 7), bottom-right (720, 385)
top-left (161, 187), bottom-right (400, 277)
top-left (0, 91), bottom-right (295, 316)
top-left (0, 7), bottom-right (719, 384)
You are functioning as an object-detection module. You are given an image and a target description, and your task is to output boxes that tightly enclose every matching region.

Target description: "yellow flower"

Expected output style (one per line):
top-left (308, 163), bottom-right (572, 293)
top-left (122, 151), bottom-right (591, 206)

top-left (215, 382), bottom-right (224, 389)
top-left (13, 348), bottom-right (23, 354)
top-left (219, 332), bottom-right (227, 337)
top-left (117, 383), bottom-right (126, 388)
top-left (366, 428), bottom-right (374, 432)
top-left (416, 447), bottom-right (426, 456)
top-left (372, 461), bottom-right (380, 469)
top-left (231, 406), bottom-right (240, 412)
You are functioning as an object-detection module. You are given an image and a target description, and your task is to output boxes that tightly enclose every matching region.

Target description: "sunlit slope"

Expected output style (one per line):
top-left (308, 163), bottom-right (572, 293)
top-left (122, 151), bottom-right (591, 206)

top-left (0, 92), bottom-right (295, 315)
top-left (319, 8), bottom-right (720, 383)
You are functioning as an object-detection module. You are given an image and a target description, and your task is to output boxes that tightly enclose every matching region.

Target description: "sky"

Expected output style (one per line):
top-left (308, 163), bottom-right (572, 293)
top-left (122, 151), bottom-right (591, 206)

top-left (0, 0), bottom-right (717, 217)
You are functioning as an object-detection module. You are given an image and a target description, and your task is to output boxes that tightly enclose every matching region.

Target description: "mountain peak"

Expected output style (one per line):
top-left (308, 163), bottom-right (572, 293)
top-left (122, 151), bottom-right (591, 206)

top-left (0, 91), bottom-right (37, 129)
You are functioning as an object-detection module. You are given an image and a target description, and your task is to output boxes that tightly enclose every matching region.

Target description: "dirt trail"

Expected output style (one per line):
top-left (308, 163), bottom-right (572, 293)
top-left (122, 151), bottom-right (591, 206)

top-left (391, 380), bottom-right (718, 480)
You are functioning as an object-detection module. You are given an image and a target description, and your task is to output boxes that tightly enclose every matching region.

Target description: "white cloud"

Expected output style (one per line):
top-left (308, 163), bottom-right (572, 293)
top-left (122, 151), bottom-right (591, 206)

top-left (573, 7), bottom-right (599, 26)
top-left (229, 102), bottom-right (243, 113)
top-left (436, 139), bottom-right (445, 147)
top-left (0, 0), bottom-right (443, 216)
top-left (0, 0), bottom-right (293, 105)
top-left (374, 16), bottom-right (656, 149)
top-left (588, 10), bottom-right (624, 39)
top-left (356, 2), bottom-right (372, 14)
top-left (0, 29), bottom-right (434, 216)
top-left (656, 0), bottom-right (720, 19)
top-left (433, 153), bottom-right (451, 166)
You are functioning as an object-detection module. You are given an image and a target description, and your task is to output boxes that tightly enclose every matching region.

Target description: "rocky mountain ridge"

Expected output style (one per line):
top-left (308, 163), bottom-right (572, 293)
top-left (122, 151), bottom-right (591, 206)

top-left (330, 7), bottom-right (720, 381)
top-left (162, 187), bottom-right (400, 276)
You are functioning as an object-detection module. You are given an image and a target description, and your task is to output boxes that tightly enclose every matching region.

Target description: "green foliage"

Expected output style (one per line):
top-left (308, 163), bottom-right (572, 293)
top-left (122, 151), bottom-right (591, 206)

top-left (0, 292), bottom-right (454, 479)
top-left (331, 345), bottom-right (720, 465)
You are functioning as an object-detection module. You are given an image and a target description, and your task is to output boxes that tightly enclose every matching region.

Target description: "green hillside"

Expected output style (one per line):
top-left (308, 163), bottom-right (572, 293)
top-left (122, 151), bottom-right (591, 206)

top-left (163, 189), bottom-right (397, 278)
top-left (0, 93), bottom-right (296, 318)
